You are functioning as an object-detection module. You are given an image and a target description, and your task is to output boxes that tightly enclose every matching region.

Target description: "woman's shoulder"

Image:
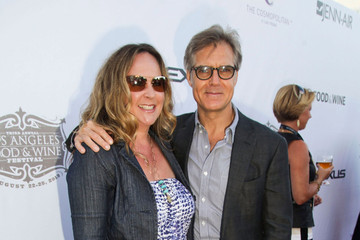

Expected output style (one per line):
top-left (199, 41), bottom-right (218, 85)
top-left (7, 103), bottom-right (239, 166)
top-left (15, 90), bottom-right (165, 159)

top-left (73, 142), bottom-right (126, 168)
top-left (287, 139), bottom-right (308, 160)
top-left (278, 132), bottom-right (302, 143)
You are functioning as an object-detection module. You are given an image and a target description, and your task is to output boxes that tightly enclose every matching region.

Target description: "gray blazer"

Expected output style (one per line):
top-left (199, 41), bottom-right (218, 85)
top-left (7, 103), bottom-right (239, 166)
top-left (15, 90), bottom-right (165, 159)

top-left (172, 109), bottom-right (292, 240)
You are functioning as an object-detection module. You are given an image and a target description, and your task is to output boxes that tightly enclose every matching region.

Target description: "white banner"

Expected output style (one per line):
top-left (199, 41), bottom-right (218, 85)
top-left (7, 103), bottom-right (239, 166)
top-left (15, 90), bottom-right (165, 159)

top-left (1, 0), bottom-right (359, 239)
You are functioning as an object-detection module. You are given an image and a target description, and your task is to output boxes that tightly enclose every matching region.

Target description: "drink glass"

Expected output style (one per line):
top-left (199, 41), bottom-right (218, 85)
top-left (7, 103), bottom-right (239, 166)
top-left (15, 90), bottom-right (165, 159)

top-left (316, 155), bottom-right (333, 185)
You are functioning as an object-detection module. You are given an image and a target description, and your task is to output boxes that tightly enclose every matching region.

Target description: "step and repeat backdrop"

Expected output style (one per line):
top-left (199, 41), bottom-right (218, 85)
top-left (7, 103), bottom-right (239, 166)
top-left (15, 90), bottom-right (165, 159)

top-left (1, 0), bottom-right (359, 239)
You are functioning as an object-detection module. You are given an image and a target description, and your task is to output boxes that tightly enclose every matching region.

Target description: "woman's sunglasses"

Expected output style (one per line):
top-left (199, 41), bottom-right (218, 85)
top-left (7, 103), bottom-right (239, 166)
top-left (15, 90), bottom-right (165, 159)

top-left (294, 85), bottom-right (305, 101)
top-left (126, 75), bottom-right (167, 92)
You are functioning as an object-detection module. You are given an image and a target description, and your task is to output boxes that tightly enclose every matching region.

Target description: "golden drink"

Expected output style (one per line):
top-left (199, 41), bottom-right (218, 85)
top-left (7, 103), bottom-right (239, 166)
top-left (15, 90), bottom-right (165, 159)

top-left (317, 162), bottom-right (333, 169)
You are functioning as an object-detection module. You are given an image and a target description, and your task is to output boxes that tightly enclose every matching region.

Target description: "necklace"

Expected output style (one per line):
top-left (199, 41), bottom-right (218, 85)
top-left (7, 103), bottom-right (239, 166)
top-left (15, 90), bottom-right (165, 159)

top-left (134, 135), bottom-right (157, 175)
top-left (148, 136), bottom-right (158, 177)
top-left (149, 138), bottom-right (172, 203)
top-left (135, 135), bottom-right (172, 203)
top-left (279, 124), bottom-right (298, 135)
top-left (279, 124), bottom-right (303, 140)
top-left (158, 179), bottom-right (172, 203)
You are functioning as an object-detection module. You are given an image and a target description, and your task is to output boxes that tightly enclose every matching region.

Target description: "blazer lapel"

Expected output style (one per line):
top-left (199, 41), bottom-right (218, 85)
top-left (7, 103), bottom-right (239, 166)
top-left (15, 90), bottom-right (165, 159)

top-left (173, 113), bottom-right (196, 177)
top-left (116, 142), bottom-right (146, 175)
top-left (220, 111), bottom-right (257, 234)
top-left (228, 111), bottom-right (256, 192)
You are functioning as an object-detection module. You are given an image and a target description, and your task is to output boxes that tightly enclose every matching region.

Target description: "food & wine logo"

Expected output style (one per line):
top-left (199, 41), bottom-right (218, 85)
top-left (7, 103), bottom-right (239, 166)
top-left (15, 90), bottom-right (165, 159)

top-left (0, 108), bottom-right (72, 189)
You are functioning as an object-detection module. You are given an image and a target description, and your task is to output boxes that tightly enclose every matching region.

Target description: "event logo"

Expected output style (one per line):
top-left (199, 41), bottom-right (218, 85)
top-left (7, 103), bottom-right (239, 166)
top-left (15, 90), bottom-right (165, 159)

top-left (246, 2), bottom-right (292, 27)
top-left (330, 169), bottom-right (346, 179)
top-left (316, 1), bottom-right (353, 29)
top-left (265, 0), bottom-right (273, 6)
top-left (313, 90), bottom-right (346, 106)
top-left (266, 121), bottom-right (278, 132)
top-left (167, 67), bottom-right (186, 82)
top-left (0, 108), bottom-right (72, 189)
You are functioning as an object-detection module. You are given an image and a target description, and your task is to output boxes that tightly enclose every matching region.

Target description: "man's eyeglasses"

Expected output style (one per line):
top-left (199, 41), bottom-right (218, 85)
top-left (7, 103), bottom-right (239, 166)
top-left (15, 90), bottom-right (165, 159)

top-left (126, 75), bottom-right (167, 92)
top-left (294, 85), bottom-right (305, 101)
top-left (191, 65), bottom-right (237, 80)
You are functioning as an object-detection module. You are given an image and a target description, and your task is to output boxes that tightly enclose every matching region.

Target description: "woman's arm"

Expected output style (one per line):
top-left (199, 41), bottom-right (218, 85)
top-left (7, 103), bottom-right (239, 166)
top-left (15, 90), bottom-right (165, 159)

top-left (66, 147), bottom-right (115, 239)
top-left (288, 140), bottom-right (332, 205)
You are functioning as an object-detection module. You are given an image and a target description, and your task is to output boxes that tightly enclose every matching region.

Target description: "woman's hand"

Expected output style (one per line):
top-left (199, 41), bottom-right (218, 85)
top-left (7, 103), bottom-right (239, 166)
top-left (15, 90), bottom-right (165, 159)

top-left (316, 163), bottom-right (334, 183)
top-left (314, 194), bottom-right (322, 206)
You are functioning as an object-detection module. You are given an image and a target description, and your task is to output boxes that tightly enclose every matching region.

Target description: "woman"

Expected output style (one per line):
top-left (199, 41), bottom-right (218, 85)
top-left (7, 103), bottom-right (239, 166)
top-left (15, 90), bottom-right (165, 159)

top-left (273, 84), bottom-right (333, 240)
top-left (66, 43), bottom-right (195, 240)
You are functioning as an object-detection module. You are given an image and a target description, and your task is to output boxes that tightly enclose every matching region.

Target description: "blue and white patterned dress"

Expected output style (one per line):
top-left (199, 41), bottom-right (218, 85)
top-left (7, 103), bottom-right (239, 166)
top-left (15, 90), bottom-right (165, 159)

top-left (150, 178), bottom-right (195, 240)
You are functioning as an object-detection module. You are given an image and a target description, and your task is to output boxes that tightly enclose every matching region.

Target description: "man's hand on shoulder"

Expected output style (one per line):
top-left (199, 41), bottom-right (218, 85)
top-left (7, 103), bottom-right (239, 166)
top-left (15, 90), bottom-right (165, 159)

top-left (75, 120), bottom-right (113, 154)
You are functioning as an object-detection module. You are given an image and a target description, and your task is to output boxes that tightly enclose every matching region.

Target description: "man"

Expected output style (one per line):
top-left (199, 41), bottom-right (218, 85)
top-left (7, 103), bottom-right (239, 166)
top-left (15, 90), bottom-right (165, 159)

top-left (67, 25), bottom-right (292, 239)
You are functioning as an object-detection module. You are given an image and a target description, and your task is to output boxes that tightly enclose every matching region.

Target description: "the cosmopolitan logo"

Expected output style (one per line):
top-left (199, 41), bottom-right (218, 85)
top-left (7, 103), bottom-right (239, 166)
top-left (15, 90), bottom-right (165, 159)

top-left (316, 1), bottom-right (353, 29)
top-left (246, 2), bottom-right (292, 27)
top-left (314, 90), bottom-right (346, 106)
top-left (0, 108), bottom-right (72, 189)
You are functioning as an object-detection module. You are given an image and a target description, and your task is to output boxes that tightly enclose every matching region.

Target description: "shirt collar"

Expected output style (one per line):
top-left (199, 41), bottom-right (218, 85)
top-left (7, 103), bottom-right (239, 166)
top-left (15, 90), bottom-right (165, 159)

top-left (194, 103), bottom-right (239, 144)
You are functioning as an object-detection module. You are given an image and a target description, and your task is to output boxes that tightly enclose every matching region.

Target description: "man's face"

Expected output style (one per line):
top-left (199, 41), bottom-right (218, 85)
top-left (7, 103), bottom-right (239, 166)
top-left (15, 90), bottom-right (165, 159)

top-left (187, 42), bottom-right (238, 114)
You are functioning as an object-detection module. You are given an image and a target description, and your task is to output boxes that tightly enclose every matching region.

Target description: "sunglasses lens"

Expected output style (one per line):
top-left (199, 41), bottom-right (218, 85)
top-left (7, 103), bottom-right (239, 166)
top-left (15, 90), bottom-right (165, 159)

top-left (127, 76), bottom-right (147, 92)
top-left (296, 85), bottom-right (305, 99)
top-left (127, 75), bottom-right (166, 92)
top-left (297, 85), bottom-right (305, 95)
top-left (152, 76), bottom-right (166, 92)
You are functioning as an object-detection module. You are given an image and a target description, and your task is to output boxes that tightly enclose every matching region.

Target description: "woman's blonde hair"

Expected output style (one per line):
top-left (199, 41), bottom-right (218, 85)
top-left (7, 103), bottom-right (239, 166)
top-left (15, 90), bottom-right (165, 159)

top-left (273, 84), bottom-right (315, 122)
top-left (81, 43), bottom-right (176, 146)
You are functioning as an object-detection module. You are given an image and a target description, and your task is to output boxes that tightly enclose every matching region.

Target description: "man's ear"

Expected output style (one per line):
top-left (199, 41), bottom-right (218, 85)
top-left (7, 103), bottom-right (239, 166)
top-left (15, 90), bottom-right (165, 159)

top-left (233, 71), bottom-right (238, 85)
top-left (186, 71), bottom-right (193, 87)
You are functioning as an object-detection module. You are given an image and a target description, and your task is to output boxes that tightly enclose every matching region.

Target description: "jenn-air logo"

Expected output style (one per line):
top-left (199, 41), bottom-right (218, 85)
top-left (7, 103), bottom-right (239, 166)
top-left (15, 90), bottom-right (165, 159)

top-left (0, 108), bottom-right (72, 189)
top-left (316, 1), bottom-right (353, 29)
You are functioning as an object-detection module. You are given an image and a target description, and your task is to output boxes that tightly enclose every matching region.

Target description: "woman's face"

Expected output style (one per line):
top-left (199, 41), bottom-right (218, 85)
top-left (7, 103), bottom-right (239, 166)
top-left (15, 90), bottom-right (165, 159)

top-left (127, 52), bottom-right (165, 131)
top-left (298, 103), bottom-right (312, 130)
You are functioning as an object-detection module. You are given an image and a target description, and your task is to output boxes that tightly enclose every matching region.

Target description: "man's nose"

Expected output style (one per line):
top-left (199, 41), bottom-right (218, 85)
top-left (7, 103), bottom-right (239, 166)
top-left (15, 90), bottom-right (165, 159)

top-left (209, 70), bottom-right (221, 85)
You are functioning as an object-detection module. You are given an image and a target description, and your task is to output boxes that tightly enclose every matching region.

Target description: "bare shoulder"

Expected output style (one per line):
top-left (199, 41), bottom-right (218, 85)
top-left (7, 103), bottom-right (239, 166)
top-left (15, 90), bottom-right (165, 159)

top-left (288, 140), bottom-right (309, 164)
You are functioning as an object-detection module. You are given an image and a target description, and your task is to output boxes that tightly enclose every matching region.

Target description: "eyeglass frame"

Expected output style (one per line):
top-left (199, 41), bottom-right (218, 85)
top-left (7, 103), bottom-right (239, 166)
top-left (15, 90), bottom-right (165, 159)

top-left (191, 65), bottom-right (237, 80)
